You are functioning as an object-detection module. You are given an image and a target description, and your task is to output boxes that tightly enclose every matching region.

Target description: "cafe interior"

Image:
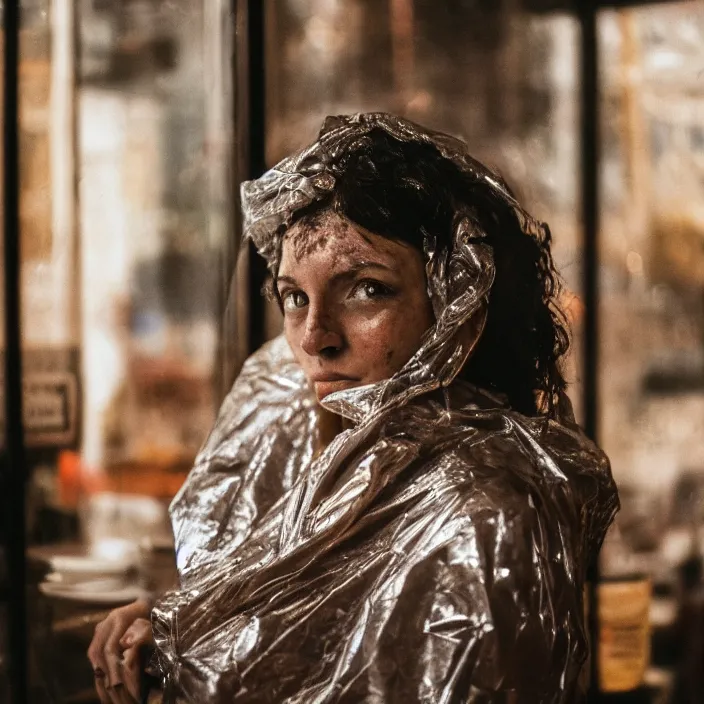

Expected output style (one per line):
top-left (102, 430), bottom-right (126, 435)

top-left (2, 0), bottom-right (704, 701)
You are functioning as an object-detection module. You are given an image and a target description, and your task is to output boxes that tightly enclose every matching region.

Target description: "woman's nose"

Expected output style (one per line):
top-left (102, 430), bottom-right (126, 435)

top-left (300, 308), bottom-right (344, 358)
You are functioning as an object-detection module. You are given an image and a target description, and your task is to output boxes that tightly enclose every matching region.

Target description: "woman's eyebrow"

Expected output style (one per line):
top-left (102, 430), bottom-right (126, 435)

top-left (332, 262), bottom-right (394, 282)
top-left (277, 262), bottom-right (394, 289)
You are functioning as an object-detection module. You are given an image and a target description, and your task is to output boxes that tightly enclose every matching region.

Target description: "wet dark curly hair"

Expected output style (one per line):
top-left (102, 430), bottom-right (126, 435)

top-left (278, 129), bottom-right (570, 418)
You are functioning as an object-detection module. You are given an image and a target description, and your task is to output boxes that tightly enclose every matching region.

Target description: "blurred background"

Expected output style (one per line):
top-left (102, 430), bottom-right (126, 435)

top-left (1, 0), bottom-right (704, 701)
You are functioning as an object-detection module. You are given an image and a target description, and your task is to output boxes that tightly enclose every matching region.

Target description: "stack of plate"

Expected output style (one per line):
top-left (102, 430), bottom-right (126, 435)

top-left (37, 551), bottom-right (145, 606)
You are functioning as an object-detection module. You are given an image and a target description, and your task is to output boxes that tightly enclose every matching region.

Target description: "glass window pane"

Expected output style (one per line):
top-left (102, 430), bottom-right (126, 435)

top-left (598, 1), bottom-right (704, 692)
top-left (16, 1), bottom-right (236, 699)
top-left (599, 2), bottom-right (704, 522)
top-left (266, 0), bottom-right (583, 414)
top-left (78, 1), bottom-right (231, 495)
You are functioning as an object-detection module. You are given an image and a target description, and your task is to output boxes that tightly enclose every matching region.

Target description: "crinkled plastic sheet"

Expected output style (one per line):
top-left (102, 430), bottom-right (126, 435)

top-left (152, 114), bottom-right (618, 703)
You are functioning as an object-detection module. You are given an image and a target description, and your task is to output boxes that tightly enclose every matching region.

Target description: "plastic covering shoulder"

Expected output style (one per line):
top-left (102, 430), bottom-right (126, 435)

top-left (152, 114), bottom-right (619, 703)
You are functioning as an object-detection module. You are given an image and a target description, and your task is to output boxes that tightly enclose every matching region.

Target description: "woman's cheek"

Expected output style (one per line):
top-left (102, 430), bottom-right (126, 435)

top-left (377, 307), bottom-right (430, 373)
top-left (348, 308), bottom-right (407, 377)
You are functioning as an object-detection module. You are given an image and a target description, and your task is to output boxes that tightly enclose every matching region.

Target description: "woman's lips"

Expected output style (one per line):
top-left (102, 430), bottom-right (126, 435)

top-left (310, 374), bottom-right (361, 398)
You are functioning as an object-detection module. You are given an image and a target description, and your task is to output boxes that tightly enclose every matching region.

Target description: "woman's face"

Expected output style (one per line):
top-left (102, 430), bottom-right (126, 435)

top-left (277, 211), bottom-right (435, 401)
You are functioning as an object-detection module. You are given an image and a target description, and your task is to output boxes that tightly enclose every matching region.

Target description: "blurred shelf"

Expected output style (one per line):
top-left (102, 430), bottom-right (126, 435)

top-left (104, 463), bottom-right (190, 499)
top-left (642, 369), bottom-right (704, 396)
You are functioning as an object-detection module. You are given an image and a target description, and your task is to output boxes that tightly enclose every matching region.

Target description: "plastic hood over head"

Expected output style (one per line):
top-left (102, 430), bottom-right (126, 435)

top-left (152, 113), bottom-right (618, 703)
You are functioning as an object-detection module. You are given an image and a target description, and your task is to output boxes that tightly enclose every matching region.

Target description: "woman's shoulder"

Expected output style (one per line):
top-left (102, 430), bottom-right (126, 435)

top-left (391, 398), bottom-right (618, 557)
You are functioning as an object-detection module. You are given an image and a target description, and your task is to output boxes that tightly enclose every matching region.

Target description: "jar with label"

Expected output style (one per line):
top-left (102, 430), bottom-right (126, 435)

top-left (598, 524), bottom-right (652, 695)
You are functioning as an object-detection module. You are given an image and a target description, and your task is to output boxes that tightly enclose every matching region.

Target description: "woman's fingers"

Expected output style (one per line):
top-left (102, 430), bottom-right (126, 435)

top-left (115, 682), bottom-right (139, 704)
top-left (94, 674), bottom-right (112, 704)
top-left (121, 645), bottom-right (143, 702)
top-left (88, 618), bottom-right (112, 687)
top-left (119, 617), bottom-right (153, 650)
top-left (105, 682), bottom-right (136, 704)
top-left (103, 617), bottom-right (131, 687)
top-left (119, 618), bottom-right (154, 701)
top-left (88, 600), bottom-right (151, 695)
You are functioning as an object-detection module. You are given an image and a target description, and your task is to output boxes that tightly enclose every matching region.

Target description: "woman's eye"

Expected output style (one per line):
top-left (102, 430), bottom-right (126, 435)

top-left (282, 291), bottom-right (308, 312)
top-left (352, 280), bottom-right (393, 301)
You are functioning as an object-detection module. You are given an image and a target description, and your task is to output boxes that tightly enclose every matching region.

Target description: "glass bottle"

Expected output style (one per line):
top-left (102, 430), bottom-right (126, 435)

top-left (598, 523), bottom-right (653, 699)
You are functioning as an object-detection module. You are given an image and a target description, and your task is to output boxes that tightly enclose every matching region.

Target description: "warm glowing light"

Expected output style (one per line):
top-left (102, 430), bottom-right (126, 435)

top-left (626, 251), bottom-right (643, 275)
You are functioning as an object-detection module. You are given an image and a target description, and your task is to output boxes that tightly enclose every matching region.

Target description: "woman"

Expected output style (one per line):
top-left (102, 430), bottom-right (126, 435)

top-left (88, 113), bottom-right (618, 703)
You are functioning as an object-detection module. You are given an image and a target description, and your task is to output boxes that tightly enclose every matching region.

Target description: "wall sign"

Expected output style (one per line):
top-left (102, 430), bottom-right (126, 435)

top-left (0, 347), bottom-right (80, 449)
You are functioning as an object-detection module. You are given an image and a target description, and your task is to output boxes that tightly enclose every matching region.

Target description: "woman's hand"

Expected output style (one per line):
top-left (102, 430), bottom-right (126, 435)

top-left (119, 618), bottom-right (154, 701)
top-left (87, 598), bottom-right (154, 703)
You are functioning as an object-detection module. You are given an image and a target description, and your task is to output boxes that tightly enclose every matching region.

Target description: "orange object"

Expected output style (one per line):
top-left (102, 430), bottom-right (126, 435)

top-left (57, 450), bottom-right (81, 508)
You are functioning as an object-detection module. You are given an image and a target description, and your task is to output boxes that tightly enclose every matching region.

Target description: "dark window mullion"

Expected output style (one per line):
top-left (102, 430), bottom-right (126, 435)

top-left (2, 0), bottom-right (29, 701)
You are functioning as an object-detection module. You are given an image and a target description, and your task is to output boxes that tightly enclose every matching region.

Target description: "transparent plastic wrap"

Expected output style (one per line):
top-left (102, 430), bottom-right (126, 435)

top-left (152, 114), bottom-right (618, 702)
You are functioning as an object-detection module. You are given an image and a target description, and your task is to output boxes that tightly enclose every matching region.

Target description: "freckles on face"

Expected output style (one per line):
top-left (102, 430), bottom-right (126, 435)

top-left (348, 304), bottom-right (419, 379)
top-left (276, 211), bottom-right (435, 400)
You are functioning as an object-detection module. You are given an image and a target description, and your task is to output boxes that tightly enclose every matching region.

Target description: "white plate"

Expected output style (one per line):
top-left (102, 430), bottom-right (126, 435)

top-left (49, 554), bottom-right (134, 576)
top-left (45, 573), bottom-right (127, 591)
top-left (39, 581), bottom-right (145, 605)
